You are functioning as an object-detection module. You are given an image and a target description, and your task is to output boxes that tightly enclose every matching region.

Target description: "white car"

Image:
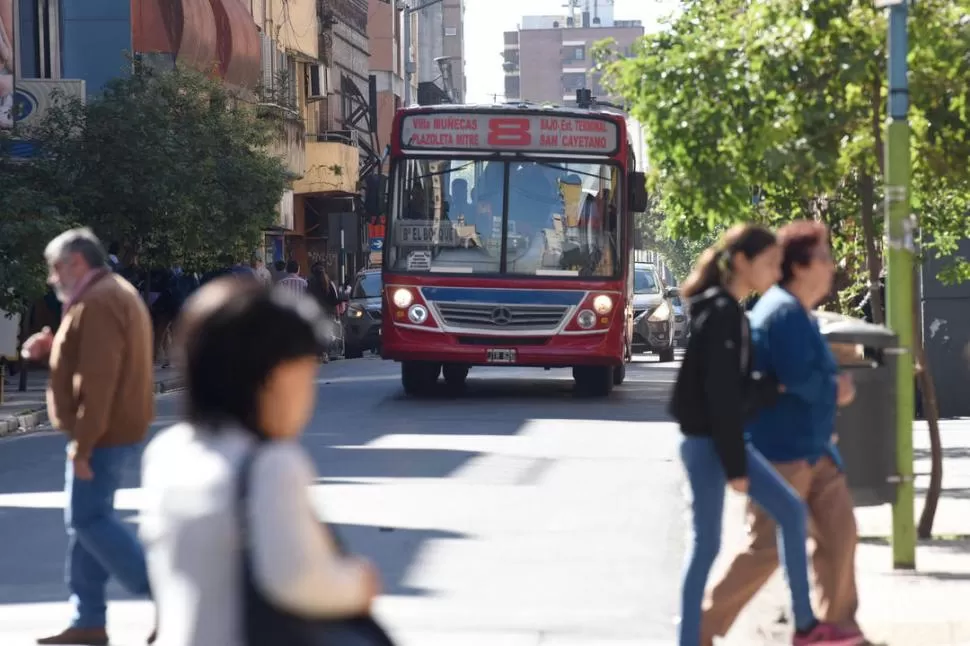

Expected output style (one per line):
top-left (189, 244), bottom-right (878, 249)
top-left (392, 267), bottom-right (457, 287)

top-left (670, 290), bottom-right (689, 347)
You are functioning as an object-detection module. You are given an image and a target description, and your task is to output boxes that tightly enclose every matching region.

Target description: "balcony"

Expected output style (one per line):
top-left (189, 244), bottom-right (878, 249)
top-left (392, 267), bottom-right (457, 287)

top-left (291, 131), bottom-right (360, 195)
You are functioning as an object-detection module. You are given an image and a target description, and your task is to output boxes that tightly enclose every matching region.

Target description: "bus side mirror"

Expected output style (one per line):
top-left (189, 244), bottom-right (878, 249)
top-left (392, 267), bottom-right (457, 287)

top-left (628, 172), bottom-right (648, 213)
top-left (364, 175), bottom-right (388, 216)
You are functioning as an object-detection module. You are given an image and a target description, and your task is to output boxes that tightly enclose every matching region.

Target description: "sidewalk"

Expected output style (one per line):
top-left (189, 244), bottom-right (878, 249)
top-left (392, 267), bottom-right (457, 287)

top-left (719, 419), bottom-right (970, 646)
top-left (0, 365), bottom-right (183, 437)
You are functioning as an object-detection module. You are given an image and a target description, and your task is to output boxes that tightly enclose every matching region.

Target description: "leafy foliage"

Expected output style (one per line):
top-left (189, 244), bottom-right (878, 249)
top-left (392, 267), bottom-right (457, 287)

top-left (30, 60), bottom-right (289, 270)
top-left (599, 0), bottom-right (970, 303)
top-left (635, 196), bottom-right (716, 281)
top-left (0, 145), bottom-right (72, 314)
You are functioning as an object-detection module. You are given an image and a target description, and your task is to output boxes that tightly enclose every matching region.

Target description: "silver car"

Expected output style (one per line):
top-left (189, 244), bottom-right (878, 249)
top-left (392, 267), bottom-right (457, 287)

top-left (670, 289), bottom-right (689, 347)
top-left (631, 263), bottom-right (676, 362)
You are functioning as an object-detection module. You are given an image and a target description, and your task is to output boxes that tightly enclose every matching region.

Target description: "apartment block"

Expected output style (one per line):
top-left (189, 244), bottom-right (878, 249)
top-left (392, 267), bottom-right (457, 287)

top-left (502, 1), bottom-right (643, 106)
top-left (416, 0), bottom-right (465, 103)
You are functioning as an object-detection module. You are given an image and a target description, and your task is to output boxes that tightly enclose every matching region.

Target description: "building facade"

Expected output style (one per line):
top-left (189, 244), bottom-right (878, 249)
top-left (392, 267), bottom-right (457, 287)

top-left (502, 2), bottom-right (643, 107)
top-left (367, 0), bottom-right (403, 160)
top-left (416, 0), bottom-right (464, 103)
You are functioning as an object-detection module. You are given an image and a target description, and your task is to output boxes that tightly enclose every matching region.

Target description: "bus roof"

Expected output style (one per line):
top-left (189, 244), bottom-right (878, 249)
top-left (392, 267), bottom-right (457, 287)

top-left (395, 102), bottom-right (628, 123)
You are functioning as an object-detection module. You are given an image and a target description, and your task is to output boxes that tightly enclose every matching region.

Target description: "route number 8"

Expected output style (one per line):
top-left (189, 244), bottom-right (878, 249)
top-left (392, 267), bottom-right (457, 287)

top-left (487, 117), bottom-right (532, 147)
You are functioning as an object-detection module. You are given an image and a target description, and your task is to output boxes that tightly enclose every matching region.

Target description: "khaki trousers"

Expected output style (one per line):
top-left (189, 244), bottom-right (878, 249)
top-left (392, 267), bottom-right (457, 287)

top-left (701, 457), bottom-right (859, 644)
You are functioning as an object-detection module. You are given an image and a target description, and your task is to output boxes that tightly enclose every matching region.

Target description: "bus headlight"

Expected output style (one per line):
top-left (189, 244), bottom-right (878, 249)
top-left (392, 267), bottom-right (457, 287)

top-left (408, 304), bottom-right (429, 324)
top-left (648, 301), bottom-right (671, 322)
top-left (577, 309), bottom-right (597, 329)
top-left (592, 294), bottom-right (614, 315)
top-left (392, 288), bottom-right (414, 308)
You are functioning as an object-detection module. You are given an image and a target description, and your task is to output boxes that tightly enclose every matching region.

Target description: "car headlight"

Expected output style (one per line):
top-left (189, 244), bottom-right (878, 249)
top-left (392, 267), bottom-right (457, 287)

top-left (347, 306), bottom-right (364, 319)
top-left (392, 288), bottom-right (413, 308)
top-left (407, 304), bottom-right (428, 324)
top-left (576, 309), bottom-right (596, 329)
top-left (648, 301), bottom-right (671, 322)
top-left (592, 294), bottom-right (613, 315)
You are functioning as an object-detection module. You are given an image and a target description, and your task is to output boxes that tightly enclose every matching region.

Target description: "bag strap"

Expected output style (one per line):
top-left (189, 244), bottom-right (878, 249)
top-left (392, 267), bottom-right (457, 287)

top-left (234, 442), bottom-right (350, 556)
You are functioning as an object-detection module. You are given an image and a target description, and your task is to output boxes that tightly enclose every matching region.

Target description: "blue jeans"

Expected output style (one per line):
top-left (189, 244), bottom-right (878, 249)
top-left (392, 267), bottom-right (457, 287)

top-left (64, 443), bottom-right (151, 629)
top-left (678, 436), bottom-right (815, 646)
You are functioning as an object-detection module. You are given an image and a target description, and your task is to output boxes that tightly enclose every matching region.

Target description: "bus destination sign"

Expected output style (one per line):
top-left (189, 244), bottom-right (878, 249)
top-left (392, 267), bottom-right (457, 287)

top-left (400, 113), bottom-right (619, 154)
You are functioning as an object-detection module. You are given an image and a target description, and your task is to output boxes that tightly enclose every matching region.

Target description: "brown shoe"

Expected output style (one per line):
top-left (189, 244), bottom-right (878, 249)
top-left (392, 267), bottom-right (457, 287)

top-left (147, 628), bottom-right (157, 644)
top-left (37, 627), bottom-right (109, 645)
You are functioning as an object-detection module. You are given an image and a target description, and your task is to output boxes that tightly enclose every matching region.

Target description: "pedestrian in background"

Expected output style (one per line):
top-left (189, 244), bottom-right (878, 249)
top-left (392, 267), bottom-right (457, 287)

top-left (669, 224), bottom-right (861, 646)
top-left (702, 221), bottom-right (867, 644)
top-left (22, 227), bottom-right (155, 646)
top-left (270, 259), bottom-right (287, 283)
top-left (277, 260), bottom-right (309, 295)
top-left (139, 278), bottom-right (380, 646)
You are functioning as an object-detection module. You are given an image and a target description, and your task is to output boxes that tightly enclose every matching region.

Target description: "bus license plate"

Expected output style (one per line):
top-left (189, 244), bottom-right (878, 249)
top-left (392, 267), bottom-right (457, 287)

top-left (486, 349), bottom-right (516, 364)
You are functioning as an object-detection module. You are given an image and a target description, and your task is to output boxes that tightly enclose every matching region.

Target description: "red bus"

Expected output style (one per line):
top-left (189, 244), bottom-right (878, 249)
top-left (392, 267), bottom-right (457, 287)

top-left (378, 104), bottom-right (647, 396)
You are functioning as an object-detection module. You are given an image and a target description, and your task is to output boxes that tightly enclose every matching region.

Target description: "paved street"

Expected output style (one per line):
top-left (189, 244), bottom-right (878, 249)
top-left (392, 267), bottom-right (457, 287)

top-left (0, 355), bottom-right (689, 645)
top-left (2, 355), bottom-right (969, 645)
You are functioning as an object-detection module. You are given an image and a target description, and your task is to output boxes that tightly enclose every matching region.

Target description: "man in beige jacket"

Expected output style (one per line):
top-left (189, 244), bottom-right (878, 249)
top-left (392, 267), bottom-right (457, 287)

top-left (23, 228), bottom-right (156, 646)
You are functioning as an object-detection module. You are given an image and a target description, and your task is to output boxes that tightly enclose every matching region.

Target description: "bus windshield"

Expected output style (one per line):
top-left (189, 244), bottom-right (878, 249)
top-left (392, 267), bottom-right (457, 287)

top-left (384, 157), bottom-right (622, 278)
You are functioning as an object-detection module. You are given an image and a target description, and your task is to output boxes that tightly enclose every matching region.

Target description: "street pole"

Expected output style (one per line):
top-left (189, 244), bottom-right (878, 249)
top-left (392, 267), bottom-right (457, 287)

top-left (400, 0), bottom-right (446, 107)
top-left (880, 0), bottom-right (916, 570)
top-left (403, 5), bottom-right (412, 107)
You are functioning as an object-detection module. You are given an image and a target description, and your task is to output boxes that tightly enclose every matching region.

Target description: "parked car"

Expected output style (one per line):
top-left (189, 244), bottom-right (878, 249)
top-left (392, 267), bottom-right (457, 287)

top-left (631, 262), bottom-right (676, 362)
top-left (342, 269), bottom-right (383, 358)
top-left (669, 288), bottom-right (689, 347)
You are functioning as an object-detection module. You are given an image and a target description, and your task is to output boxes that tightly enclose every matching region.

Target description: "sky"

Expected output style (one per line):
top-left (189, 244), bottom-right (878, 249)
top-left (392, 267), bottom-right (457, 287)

top-left (462, 0), bottom-right (680, 104)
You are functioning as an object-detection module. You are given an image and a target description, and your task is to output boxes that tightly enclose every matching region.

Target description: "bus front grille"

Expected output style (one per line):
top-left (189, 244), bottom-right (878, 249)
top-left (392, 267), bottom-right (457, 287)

top-left (433, 302), bottom-right (569, 331)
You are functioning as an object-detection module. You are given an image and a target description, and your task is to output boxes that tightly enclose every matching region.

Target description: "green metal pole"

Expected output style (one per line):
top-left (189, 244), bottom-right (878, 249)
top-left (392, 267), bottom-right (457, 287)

top-left (884, 0), bottom-right (916, 570)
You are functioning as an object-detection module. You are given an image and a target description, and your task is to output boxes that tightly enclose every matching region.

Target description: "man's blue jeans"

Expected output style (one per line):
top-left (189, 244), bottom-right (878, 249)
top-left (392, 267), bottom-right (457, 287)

top-left (678, 436), bottom-right (816, 646)
top-left (64, 443), bottom-right (151, 629)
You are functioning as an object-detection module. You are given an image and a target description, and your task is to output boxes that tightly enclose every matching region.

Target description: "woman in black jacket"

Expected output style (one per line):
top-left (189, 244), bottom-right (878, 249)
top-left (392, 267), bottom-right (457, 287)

top-left (671, 224), bottom-right (860, 646)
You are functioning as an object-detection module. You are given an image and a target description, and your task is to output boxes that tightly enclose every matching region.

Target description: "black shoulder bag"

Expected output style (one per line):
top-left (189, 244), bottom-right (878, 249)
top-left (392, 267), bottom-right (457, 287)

top-left (236, 449), bottom-right (397, 646)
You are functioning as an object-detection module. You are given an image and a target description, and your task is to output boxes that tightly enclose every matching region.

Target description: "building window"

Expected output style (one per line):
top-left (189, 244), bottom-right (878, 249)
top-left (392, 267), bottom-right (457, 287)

top-left (573, 46), bottom-right (586, 60)
top-left (504, 31), bottom-right (518, 45)
top-left (562, 72), bottom-right (586, 92)
top-left (504, 75), bottom-right (520, 99)
top-left (444, 27), bottom-right (457, 37)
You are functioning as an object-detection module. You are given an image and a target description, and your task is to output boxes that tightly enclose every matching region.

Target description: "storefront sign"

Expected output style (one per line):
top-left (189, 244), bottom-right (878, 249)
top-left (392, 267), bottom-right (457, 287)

top-left (400, 113), bottom-right (619, 154)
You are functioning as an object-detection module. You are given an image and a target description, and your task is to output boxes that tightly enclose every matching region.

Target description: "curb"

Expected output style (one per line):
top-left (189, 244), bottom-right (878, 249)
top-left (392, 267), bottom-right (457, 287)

top-left (0, 377), bottom-right (185, 439)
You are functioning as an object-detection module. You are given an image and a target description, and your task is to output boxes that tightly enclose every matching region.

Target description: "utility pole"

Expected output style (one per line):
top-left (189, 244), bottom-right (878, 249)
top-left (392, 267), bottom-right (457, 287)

top-left (400, 0), bottom-right (446, 107)
top-left (876, 0), bottom-right (916, 570)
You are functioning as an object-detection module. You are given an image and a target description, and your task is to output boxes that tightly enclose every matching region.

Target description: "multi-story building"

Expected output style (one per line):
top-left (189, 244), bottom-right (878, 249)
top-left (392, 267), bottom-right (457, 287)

top-left (284, 0), bottom-right (374, 281)
top-left (367, 0), bottom-right (404, 161)
top-left (416, 0), bottom-right (465, 104)
top-left (502, 1), bottom-right (643, 107)
top-left (12, 0), bottom-right (378, 279)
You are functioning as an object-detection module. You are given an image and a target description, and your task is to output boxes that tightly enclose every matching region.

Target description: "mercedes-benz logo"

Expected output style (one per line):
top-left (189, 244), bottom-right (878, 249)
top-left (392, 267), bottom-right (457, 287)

top-left (490, 307), bottom-right (513, 326)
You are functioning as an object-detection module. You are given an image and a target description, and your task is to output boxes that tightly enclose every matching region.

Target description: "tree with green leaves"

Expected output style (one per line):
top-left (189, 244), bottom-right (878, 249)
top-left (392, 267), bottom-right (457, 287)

top-left (30, 60), bottom-right (289, 270)
top-left (599, 0), bottom-right (970, 316)
top-left (599, 0), bottom-right (970, 537)
top-left (0, 145), bottom-right (71, 316)
top-left (635, 196), bottom-right (716, 283)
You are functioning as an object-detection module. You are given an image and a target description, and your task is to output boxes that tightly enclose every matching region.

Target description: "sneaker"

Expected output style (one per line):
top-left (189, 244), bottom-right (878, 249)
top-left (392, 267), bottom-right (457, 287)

top-left (793, 622), bottom-right (864, 646)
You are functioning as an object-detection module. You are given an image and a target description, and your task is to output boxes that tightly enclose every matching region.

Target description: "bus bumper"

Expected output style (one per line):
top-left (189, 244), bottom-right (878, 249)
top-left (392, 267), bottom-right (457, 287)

top-left (381, 326), bottom-right (624, 367)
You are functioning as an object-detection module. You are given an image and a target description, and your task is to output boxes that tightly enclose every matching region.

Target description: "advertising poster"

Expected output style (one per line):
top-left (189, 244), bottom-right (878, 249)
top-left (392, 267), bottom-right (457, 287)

top-left (0, 0), bottom-right (14, 129)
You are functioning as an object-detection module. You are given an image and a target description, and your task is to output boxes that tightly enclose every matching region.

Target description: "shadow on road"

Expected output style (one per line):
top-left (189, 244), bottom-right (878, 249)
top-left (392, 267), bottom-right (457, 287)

top-left (0, 358), bottom-right (681, 609)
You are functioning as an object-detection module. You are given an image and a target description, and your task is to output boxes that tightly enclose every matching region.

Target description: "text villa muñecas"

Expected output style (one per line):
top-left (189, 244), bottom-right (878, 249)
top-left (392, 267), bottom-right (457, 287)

top-left (408, 117), bottom-right (481, 146)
